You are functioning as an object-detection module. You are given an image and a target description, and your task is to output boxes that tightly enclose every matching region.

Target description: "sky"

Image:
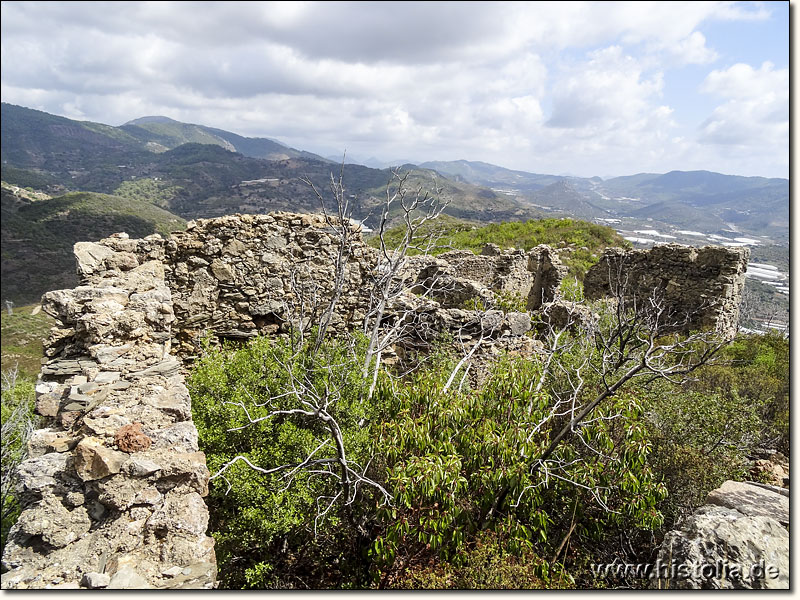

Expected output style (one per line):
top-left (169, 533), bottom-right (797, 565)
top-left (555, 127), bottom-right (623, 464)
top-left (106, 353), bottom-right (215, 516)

top-left (0, 1), bottom-right (790, 178)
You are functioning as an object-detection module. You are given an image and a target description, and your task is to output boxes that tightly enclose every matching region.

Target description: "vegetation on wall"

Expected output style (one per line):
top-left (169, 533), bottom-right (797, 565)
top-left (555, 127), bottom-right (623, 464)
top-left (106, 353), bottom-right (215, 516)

top-left (371, 216), bottom-right (630, 280)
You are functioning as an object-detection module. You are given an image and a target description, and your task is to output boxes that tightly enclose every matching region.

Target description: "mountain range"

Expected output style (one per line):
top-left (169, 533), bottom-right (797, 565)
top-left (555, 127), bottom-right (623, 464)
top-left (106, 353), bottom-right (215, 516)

top-left (1, 103), bottom-right (545, 226)
top-left (0, 102), bottom-right (789, 309)
top-left (418, 159), bottom-right (788, 243)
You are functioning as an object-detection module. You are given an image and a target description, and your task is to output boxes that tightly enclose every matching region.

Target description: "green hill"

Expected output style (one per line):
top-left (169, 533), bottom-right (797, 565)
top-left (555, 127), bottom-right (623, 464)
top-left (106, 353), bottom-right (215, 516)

top-left (0, 103), bottom-right (152, 174)
top-left (0, 105), bottom-right (542, 227)
top-left (1, 186), bottom-right (185, 304)
top-left (121, 115), bottom-right (328, 161)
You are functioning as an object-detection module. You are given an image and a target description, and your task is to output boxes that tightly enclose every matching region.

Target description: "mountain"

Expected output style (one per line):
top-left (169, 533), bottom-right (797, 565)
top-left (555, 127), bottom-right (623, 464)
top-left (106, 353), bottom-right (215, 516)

top-left (121, 115), bottom-right (328, 161)
top-left (525, 179), bottom-right (613, 219)
top-left (0, 103), bottom-right (328, 170)
top-left (0, 105), bottom-right (548, 304)
top-left (1, 103), bottom-right (152, 172)
top-left (1, 184), bottom-right (185, 303)
top-left (412, 158), bottom-right (788, 243)
top-left (0, 104), bottom-right (545, 226)
top-left (419, 159), bottom-right (563, 191)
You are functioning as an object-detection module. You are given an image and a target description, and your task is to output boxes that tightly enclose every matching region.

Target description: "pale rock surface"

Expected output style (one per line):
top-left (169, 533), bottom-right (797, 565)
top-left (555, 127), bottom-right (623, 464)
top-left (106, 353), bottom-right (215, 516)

top-left (654, 481), bottom-right (789, 589)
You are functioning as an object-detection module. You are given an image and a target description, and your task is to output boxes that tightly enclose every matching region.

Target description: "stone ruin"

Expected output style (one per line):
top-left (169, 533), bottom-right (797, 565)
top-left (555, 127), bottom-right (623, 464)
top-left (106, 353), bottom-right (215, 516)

top-left (1, 234), bottom-right (215, 589)
top-left (1, 212), bottom-right (750, 589)
top-left (584, 244), bottom-right (749, 338)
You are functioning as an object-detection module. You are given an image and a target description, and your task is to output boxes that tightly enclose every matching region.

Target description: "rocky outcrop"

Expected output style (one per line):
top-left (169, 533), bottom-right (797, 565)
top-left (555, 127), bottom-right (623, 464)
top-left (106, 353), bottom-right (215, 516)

top-left (653, 481), bottom-right (788, 589)
top-left (749, 450), bottom-right (789, 488)
top-left (1, 233), bottom-right (215, 590)
top-left (527, 245), bottom-right (568, 310)
top-left (584, 244), bottom-right (748, 339)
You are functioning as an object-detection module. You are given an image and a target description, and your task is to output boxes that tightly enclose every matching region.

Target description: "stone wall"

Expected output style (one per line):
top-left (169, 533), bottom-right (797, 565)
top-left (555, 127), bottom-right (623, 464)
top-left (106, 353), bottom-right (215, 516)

top-left (2, 213), bottom-right (752, 589)
top-left (165, 212), bottom-right (378, 355)
top-left (157, 214), bottom-right (563, 356)
top-left (403, 243), bottom-right (564, 313)
top-left (583, 244), bottom-right (749, 339)
top-left (1, 234), bottom-right (215, 590)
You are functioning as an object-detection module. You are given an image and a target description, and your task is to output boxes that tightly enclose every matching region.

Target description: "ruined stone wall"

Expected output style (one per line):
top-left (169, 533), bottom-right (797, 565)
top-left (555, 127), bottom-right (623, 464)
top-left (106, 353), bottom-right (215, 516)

top-left (1, 234), bottom-right (215, 590)
top-left (403, 243), bottom-right (563, 313)
top-left (583, 244), bottom-right (749, 339)
top-left (2, 213), bottom-right (751, 589)
top-left (150, 214), bottom-right (560, 356)
top-left (164, 212), bottom-right (378, 355)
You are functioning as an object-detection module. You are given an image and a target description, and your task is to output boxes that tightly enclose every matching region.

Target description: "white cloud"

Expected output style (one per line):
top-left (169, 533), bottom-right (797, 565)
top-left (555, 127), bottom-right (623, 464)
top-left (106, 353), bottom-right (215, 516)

top-left (699, 61), bottom-right (788, 146)
top-left (0, 1), bottom-right (787, 178)
top-left (547, 46), bottom-right (665, 129)
top-left (701, 61), bottom-right (788, 99)
top-left (670, 31), bottom-right (719, 65)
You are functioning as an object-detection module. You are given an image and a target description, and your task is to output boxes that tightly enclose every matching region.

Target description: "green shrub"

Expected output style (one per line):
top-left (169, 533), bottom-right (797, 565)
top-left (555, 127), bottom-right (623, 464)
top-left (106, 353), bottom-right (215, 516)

top-left (370, 217), bottom-right (629, 281)
top-left (1, 367), bottom-right (36, 555)
top-left (384, 529), bottom-right (572, 589)
top-left (642, 385), bottom-right (760, 527)
top-left (189, 334), bottom-right (384, 589)
top-left (372, 351), bottom-right (665, 582)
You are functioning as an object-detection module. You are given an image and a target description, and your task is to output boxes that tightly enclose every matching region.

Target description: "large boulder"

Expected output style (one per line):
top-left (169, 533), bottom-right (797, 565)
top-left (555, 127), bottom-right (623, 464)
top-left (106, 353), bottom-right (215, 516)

top-left (653, 481), bottom-right (788, 589)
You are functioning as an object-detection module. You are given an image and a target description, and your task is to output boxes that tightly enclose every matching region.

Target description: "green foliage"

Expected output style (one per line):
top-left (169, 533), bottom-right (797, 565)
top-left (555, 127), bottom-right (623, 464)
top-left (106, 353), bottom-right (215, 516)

top-left (460, 291), bottom-right (525, 314)
top-left (493, 290), bottom-right (527, 313)
top-left (385, 530), bottom-right (572, 589)
top-left (1, 368), bottom-right (36, 555)
top-left (185, 295), bottom-right (787, 590)
top-left (692, 331), bottom-right (789, 452)
top-left (372, 217), bottom-right (628, 281)
top-left (372, 350), bottom-right (665, 579)
top-left (635, 330), bottom-right (788, 528)
top-left (559, 276), bottom-right (585, 302)
top-left (114, 178), bottom-right (182, 209)
top-left (188, 334), bottom-right (382, 589)
top-left (0, 166), bottom-right (57, 190)
top-left (643, 386), bottom-right (760, 526)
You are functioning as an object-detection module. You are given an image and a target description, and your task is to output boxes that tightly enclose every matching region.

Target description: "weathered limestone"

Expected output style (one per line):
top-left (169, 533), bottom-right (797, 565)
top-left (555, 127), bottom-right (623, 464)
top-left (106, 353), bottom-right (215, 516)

top-left (705, 480), bottom-right (788, 526)
top-left (1, 234), bottom-right (215, 590)
top-left (584, 244), bottom-right (748, 339)
top-left (653, 481), bottom-right (789, 589)
top-left (527, 245), bottom-right (568, 310)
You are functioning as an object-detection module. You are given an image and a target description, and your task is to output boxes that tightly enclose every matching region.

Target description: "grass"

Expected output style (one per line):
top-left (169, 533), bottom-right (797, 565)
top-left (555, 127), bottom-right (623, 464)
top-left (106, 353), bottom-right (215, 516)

top-left (370, 216), bottom-right (630, 280)
top-left (0, 304), bottom-right (53, 379)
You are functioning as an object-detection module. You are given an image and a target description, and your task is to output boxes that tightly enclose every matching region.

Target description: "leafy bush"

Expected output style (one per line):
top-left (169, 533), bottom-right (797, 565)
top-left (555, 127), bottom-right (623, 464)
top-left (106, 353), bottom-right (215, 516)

top-left (189, 334), bottom-right (384, 589)
top-left (187, 301), bottom-right (785, 589)
top-left (642, 386), bottom-right (760, 527)
top-left (372, 350), bottom-right (666, 585)
top-left (1, 367), bottom-right (36, 555)
top-left (384, 530), bottom-right (571, 589)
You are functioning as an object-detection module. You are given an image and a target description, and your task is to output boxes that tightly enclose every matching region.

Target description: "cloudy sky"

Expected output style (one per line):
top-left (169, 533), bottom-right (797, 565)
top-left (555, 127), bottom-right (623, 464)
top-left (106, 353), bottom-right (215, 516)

top-left (0, 1), bottom-right (790, 178)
